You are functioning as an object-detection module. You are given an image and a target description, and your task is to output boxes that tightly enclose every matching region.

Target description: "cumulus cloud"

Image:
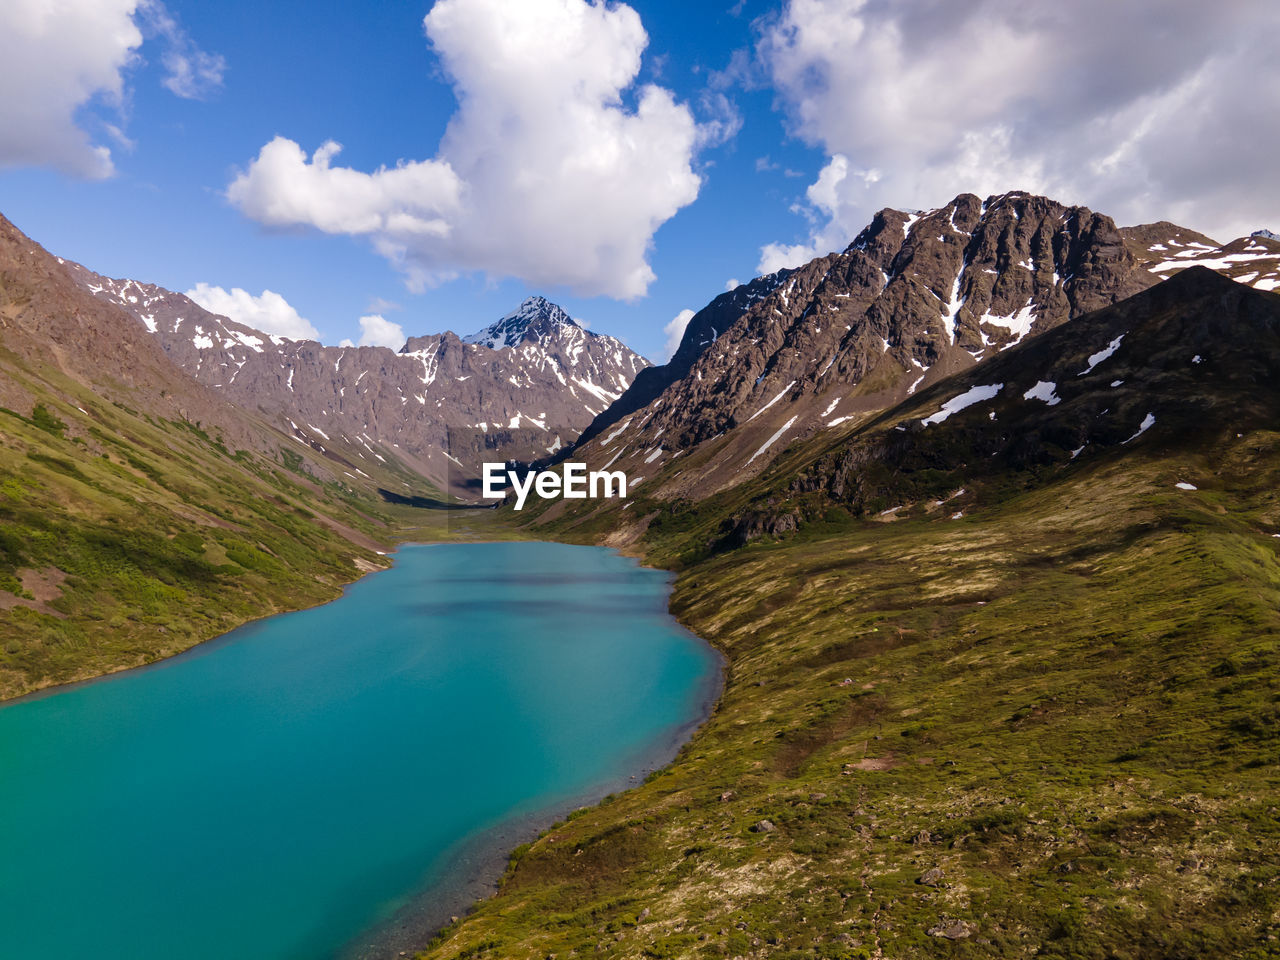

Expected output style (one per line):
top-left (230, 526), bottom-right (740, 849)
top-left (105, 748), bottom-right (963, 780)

top-left (227, 0), bottom-right (706, 300)
top-left (756, 0), bottom-right (1280, 269)
top-left (758, 241), bottom-right (820, 275)
top-left (0, 0), bottom-right (142, 178)
top-left (660, 308), bottom-right (695, 363)
top-left (353, 314), bottom-right (406, 349)
top-left (0, 0), bottom-right (223, 177)
top-left (725, 278), bottom-right (740, 291)
top-left (185, 283), bottom-right (321, 341)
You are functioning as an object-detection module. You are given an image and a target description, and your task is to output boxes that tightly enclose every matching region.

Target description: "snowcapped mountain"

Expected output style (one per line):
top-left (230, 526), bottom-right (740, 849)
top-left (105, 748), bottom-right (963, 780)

top-left (728, 265), bottom-right (1280, 544)
top-left (566, 191), bottom-right (1280, 499)
top-left (1124, 226), bottom-right (1280, 291)
top-left (462, 296), bottom-right (576, 349)
top-left (59, 263), bottom-right (649, 493)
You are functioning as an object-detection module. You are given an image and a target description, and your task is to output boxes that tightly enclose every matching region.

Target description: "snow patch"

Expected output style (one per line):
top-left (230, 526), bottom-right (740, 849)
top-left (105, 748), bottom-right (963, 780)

top-left (746, 381), bottom-right (796, 422)
top-left (1079, 335), bottom-right (1124, 376)
top-left (1123, 412), bottom-right (1156, 443)
top-left (922, 383), bottom-right (1004, 426)
top-left (600, 418), bottom-right (632, 446)
top-left (1023, 380), bottom-right (1061, 406)
top-left (746, 415), bottom-right (799, 464)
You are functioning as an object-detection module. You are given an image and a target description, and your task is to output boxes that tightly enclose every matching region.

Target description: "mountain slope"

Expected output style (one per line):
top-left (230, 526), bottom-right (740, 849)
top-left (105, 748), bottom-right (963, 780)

top-left (420, 271), bottom-right (1280, 960)
top-left (0, 212), bottom-right (413, 699)
top-left (569, 193), bottom-right (1279, 503)
top-left (1124, 226), bottom-right (1280, 290)
top-left (61, 263), bottom-right (649, 492)
top-left (572, 271), bottom-right (792, 449)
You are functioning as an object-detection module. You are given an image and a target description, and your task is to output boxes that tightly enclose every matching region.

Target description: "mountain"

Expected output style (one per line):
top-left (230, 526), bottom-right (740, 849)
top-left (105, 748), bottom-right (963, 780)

top-left (1124, 225), bottom-right (1280, 290)
top-left (60, 265), bottom-right (649, 493)
top-left (571, 271), bottom-right (792, 449)
top-left (0, 212), bottom-right (402, 699)
top-left (462, 295), bottom-right (574, 348)
top-left (564, 192), bottom-right (1280, 501)
top-left (741, 266), bottom-right (1280, 542)
top-left (430, 265), bottom-right (1280, 960)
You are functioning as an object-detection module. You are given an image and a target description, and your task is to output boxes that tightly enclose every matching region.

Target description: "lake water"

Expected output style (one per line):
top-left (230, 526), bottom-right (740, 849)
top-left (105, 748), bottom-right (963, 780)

top-left (0, 542), bottom-right (719, 959)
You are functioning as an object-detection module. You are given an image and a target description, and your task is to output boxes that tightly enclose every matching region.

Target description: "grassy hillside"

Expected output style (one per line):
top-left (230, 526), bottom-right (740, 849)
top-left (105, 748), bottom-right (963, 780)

top-left (0, 210), bottom-right (529, 700)
top-left (418, 277), bottom-right (1280, 958)
top-left (419, 439), bottom-right (1280, 959)
top-left (0, 379), bottom-right (523, 700)
top-left (0, 357), bottom-right (382, 698)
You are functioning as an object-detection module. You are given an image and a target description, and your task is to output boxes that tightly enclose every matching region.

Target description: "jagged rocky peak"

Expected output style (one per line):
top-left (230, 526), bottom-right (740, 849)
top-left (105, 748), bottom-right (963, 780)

top-left (568, 189), bottom-right (1279, 499)
top-left (1253, 228), bottom-right (1280, 241)
top-left (462, 296), bottom-right (578, 349)
top-left (61, 258), bottom-right (650, 493)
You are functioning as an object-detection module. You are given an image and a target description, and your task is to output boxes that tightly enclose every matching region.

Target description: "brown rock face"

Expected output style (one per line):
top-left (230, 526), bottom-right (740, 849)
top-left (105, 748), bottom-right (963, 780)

top-left (568, 191), bottom-right (1270, 500)
top-left (0, 213), bottom-right (291, 457)
top-left (60, 263), bottom-right (649, 493)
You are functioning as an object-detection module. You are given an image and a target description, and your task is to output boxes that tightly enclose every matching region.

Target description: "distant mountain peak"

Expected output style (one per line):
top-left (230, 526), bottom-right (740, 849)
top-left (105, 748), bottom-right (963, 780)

top-left (1253, 228), bottom-right (1280, 241)
top-left (462, 296), bottom-right (578, 350)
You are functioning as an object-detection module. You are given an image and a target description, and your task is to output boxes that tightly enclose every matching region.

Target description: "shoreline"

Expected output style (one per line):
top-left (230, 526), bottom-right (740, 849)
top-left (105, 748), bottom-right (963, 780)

top-left (338, 569), bottom-right (726, 960)
top-left (6, 538), bottom-right (725, 960)
top-left (0, 532), bottom-right (530, 706)
top-left (0, 550), bottom-right (394, 707)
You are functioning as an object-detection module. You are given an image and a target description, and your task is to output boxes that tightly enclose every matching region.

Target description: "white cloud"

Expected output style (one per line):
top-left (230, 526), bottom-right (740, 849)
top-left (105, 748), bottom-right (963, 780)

top-left (757, 241), bottom-right (819, 275)
top-left (160, 47), bottom-right (225, 99)
top-left (185, 283), bottom-right (320, 341)
top-left (366, 296), bottom-right (402, 314)
top-left (725, 278), bottom-right (740, 291)
top-left (757, 0), bottom-right (1280, 260)
top-left (353, 314), bottom-right (406, 350)
top-left (227, 0), bottom-right (706, 300)
top-left (661, 308), bottom-right (695, 362)
top-left (0, 0), bottom-right (141, 178)
top-left (696, 90), bottom-right (743, 148)
top-left (0, 0), bottom-right (223, 177)
top-left (141, 1), bottom-right (225, 100)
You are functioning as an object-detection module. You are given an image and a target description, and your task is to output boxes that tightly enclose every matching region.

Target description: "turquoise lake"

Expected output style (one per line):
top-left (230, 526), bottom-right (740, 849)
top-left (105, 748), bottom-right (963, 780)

top-left (0, 542), bottom-right (720, 959)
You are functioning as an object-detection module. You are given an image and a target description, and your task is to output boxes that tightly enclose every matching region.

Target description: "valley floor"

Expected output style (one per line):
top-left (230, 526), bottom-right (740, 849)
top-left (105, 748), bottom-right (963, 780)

top-left (417, 439), bottom-right (1280, 959)
top-left (8, 397), bottom-right (1279, 959)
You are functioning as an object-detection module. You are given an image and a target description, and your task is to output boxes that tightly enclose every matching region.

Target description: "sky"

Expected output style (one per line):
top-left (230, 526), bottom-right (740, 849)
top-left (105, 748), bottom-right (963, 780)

top-left (1, 0), bottom-right (1277, 362)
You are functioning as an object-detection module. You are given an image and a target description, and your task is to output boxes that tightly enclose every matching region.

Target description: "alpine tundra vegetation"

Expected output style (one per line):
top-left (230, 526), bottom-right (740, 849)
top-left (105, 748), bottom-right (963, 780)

top-left (3, 0), bottom-right (1280, 958)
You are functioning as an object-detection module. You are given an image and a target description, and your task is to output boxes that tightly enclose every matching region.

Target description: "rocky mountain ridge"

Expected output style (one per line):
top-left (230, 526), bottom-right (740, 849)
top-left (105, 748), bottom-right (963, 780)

top-left (462, 295), bottom-right (575, 349)
top-left (60, 264), bottom-right (649, 493)
top-left (762, 266), bottom-right (1280, 541)
top-left (566, 192), bottom-right (1280, 501)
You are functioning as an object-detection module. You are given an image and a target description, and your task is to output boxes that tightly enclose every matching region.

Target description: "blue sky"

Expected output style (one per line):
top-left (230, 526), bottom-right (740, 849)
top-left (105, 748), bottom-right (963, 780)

top-left (1, 0), bottom-right (1277, 361)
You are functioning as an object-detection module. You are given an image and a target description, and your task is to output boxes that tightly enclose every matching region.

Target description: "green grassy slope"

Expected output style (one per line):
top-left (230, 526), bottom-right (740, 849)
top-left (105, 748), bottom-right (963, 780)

top-left (418, 275), bottom-right (1280, 958)
top-left (0, 210), bottom-right (523, 700)
top-left (420, 438), bottom-right (1280, 960)
top-left (0, 368), bottom-right (531, 699)
top-left (0, 363), bottom-right (388, 698)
